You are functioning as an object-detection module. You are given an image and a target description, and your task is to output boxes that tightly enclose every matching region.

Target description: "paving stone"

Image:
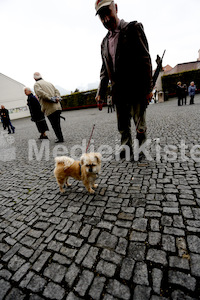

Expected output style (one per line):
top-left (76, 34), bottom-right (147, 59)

top-left (0, 269), bottom-right (12, 280)
top-left (43, 282), bottom-right (65, 300)
top-left (162, 234), bottom-right (176, 252)
top-left (152, 268), bottom-right (163, 294)
top-left (169, 256), bottom-right (190, 270)
top-left (190, 253), bottom-right (200, 277)
top-left (112, 226), bottom-right (128, 237)
top-left (120, 257), bottom-right (135, 280)
top-left (96, 260), bottom-right (116, 277)
top-left (147, 249), bottom-right (168, 266)
top-left (133, 285), bottom-right (151, 300)
top-left (115, 237), bottom-right (128, 255)
top-left (171, 289), bottom-right (198, 300)
top-left (32, 251), bottom-right (51, 272)
top-left (7, 255), bottom-right (26, 272)
top-left (100, 249), bottom-right (122, 265)
top-left (4, 288), bottom-right (26, 300)
top-left (129, 231), bottom-right (147, 241)
top-left (43, 262), bottom-right (66, 283)
top-left (0, 279), bottom-right (11, 299)
top-left (168, 270), bottom-right (196, 291)
top-left (53, 253), bottom-right (71, 265)
top-left (74, 270), bottom-right (94, 297)
top-left (27, 274), bottom-right (46, 293)
top-left (128, 242), bottom-right (146, 261)
top-left (82, 246), bottom-right (99, 268)
top-left (65, 235), bottom-right (84, 248)
top-left (12, 262), bottom-right (31, 282)
top-left (65, 263), bottom-right (80, 287)
top-left (133, 262), bottom-right (149, 286)
top-left (187, 235), bottom-right (200, 253)
top-left (148, 232), bottom-right (161, 245)
top-left (106, 279), bottom-right (131, 300)
top-left (89, 276), bottom-right (106, 300)
top-left (66, 292), bottom-right (84, 300)
top-left (96, 231), bottom-right (118, 250)
top-left (132, 218), bottom-right (148, 232)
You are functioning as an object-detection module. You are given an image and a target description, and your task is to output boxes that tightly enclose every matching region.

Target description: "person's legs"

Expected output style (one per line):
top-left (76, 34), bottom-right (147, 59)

top-left (116, 103), bottom-right (133, 157)
top-left (192, 95), bottom-right (195, 104)
top-left (132, 103), bottom-right (147, 147)
top-left (9, 120), bottom-right (15, 133)
top-left (48, 111), bottom-right (64, 142)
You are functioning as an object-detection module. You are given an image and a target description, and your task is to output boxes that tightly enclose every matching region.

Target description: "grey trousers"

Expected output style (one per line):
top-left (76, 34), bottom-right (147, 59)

top-left (116, 102), bottom-right (147, 150)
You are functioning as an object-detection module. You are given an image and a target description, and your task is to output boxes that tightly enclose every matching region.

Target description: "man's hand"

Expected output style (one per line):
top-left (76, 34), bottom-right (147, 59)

top-left (95, 95), bottom-right (101, 103)
top-left (95, 95), bottom-right (103, 111)
top-left (146, 92), bottom-right (153, 104)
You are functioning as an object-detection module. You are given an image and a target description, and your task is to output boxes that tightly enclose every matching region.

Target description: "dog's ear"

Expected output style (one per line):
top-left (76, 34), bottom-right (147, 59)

top-left (95, 153), bottom-right (102, 164)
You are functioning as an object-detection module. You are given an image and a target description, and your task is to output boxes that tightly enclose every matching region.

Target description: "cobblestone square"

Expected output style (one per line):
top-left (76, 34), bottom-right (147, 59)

top-left (1, 96), bottom-right (200, 299)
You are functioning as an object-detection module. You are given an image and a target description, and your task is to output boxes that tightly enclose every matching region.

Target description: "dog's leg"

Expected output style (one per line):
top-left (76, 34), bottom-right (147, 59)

top-left (83, 179), bottom-right (95, 194)
top-left (93, 183), bottom-right (98, 188)
top-left (57, 179), bottom-right (65, 193)
top-left (65, 177), bottom-right (71, 187)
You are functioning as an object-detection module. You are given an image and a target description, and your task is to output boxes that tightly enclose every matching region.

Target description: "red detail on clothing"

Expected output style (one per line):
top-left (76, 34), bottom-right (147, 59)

top-left (96, 0), bottom-right (103, 6)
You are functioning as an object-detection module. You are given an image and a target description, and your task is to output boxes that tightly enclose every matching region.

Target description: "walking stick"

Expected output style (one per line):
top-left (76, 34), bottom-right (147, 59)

top-left (136, 50), bottom-right (166, 132)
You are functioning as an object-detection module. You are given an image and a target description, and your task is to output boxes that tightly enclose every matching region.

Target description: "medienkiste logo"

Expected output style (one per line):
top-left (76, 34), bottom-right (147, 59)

top-left (0, 131), bottom-right (16, 161)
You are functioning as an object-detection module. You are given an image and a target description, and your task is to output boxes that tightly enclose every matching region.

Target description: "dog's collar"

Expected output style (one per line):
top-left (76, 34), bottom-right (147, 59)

top-left (79, 163), bottom-right (82, 176)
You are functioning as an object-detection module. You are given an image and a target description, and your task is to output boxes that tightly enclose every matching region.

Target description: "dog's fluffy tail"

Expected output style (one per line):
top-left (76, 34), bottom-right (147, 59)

top-left (55, 156), bottom-right (75, 169)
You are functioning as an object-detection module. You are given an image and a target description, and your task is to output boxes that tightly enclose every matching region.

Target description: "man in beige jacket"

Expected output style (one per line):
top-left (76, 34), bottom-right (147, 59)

top-left (33, 72), bottom-right (64, 143)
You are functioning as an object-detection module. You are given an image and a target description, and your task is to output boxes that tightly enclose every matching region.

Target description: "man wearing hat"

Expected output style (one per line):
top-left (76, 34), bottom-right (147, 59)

top-left (95, 0), bottom-right (153, 160)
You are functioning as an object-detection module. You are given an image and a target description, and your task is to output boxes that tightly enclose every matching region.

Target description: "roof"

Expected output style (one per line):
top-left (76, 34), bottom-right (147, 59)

top-left (0, 73), bottom-right (25, 87)
top-left (164, 61), bottom-right (200, 75)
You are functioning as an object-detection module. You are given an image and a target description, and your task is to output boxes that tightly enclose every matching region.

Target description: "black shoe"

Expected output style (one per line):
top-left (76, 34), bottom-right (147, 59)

top-left (55, 139), bottom-right (64, 143)
top-left (42, 136), bottom-right (48, 139)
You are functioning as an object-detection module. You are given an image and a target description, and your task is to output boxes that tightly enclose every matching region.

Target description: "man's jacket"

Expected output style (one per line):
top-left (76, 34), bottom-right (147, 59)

top-left (34, 79), bottom-right (62, 117)
top-left (0, 108), bottom-right (10, 126)
top-left (97, 20), bottom-right (153, 105)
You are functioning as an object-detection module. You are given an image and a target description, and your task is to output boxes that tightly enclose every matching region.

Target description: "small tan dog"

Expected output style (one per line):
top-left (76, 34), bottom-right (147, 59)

top-left (54, 153), bottom-right (102, 194)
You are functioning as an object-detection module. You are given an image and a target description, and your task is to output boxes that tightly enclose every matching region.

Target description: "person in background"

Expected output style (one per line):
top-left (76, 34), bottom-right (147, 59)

top-left (95, 0), bottom-right (153, 160)
top-left (182, 84), bottom-right (187, 105)
top-left (176, 82), bottom-right (183, 106)
top-left (33, 72), bottom-right (64, 143)
top-left (0, 105), bottom-right (15, 134)
top-left (24, 87), bottom-right (49, 139)
top-left (188, 81), bottom-right (197, 105)
top-left (107, 95), bottom-right (113, 113)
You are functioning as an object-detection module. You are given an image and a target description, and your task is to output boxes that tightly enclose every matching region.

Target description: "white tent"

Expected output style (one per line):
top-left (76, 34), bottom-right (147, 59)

top-left (0, 73), bottom-right (30, 120)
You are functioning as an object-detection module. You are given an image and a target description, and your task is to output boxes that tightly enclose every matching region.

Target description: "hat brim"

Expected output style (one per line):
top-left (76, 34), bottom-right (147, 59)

top-left (95, 1), bottom-right (113, 15)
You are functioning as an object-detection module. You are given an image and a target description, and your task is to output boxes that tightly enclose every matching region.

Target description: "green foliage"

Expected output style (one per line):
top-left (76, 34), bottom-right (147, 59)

top-left (162, 69), bottom-right (200, 97)
top-left (61, 89), bottom-right (98, 110)
top-left (61, 87), bottom-right (111, 110)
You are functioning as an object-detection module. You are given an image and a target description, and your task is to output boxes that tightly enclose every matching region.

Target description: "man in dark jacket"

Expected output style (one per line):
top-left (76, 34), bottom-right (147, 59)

top-left (24, 87), bottom-right (49, 139)
top-left (95, 0), bottom-right (153, 160)
top-left (0, 105), bottom-right (15, 134)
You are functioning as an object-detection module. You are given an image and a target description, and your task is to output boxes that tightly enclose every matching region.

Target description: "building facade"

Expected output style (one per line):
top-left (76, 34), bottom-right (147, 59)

top-left (0, 73), bottom-right (30, 120)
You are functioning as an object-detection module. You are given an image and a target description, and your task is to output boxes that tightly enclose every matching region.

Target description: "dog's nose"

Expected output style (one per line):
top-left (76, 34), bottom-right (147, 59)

top-left (89, 167), bottom-right (93, 172)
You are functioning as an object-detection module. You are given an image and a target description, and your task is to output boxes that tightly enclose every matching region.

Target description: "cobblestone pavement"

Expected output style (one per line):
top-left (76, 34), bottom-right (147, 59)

top-left (1, 95), bottom-right (200, 300)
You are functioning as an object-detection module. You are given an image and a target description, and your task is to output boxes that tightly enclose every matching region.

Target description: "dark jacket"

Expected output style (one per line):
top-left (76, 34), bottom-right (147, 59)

top-left (0, 108), bottom-right (10, 126)
top-left (27, 93), bottom-right (45, 122)
top-left (97, 20), bottom-right (153, 105)
top-left (176, 85), bottom-right (183, 99)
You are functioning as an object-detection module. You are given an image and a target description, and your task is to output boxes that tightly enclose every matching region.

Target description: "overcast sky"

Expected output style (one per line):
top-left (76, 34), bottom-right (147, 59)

top-left (0, 0), bottom-right (200, 93)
